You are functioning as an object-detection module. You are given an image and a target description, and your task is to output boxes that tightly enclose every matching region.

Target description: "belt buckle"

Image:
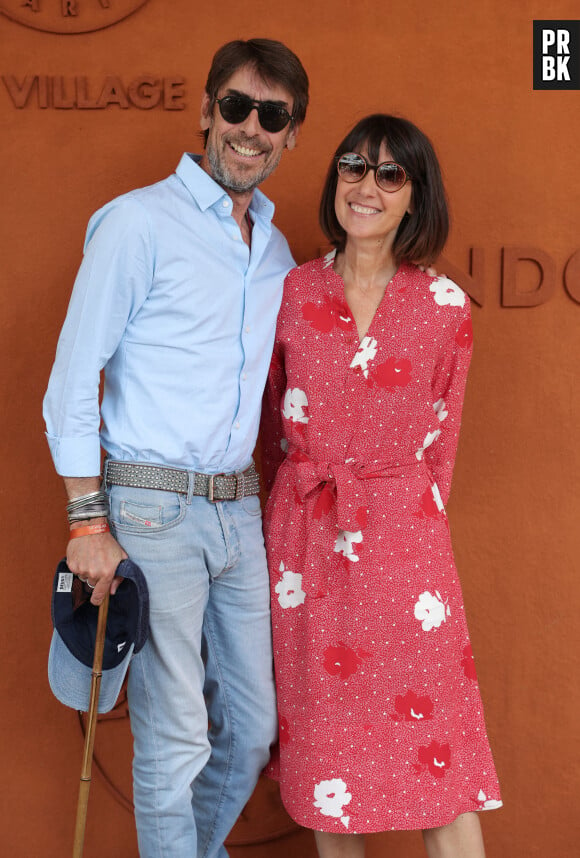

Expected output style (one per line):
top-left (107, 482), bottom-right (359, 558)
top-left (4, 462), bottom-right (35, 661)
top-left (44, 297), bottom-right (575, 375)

top-left (208, 473), bottom-right (227, 503)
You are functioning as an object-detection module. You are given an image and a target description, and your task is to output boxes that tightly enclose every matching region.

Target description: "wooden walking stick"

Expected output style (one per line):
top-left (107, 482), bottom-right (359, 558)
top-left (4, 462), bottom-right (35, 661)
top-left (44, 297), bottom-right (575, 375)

top-left (72, 592), bottom-right (110, 858)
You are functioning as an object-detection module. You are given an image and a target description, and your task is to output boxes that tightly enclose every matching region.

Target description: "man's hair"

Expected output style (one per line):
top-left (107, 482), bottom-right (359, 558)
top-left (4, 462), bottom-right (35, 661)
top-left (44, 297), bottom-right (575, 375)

top-left (203, 38), bottom-right (309, 143)
top-left (319, 114), bottom-right (449, 265)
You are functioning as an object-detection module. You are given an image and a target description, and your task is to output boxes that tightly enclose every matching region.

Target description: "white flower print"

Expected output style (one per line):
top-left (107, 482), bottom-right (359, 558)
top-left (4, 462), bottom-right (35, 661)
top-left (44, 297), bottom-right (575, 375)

top-left (433, 398), bottom-right (448, 422)
top-left (314, 778), bottom-right (352, 825)
top-left (414, 590), bottom-right (451, 631)
top-left (333, 529), bottom-right (363, 562)
top-left (431, 482), bottom-right (445, 513)
top-left (280, 438), bottom-right (289, 453)
top-left (350, 336), bottom-right (378, 378)
top-left (429, 278), bottom-right (466, 307)
top-left (282, 388), bottom-right (309, 423)
top-left (476, 789), bottom-right (503, 810)
top-left (275, 562), bottom-right (306, 609)
top-left (416, 429), bottom-right (441, 460)
top-left (322, 249), bottom-right (337, 269)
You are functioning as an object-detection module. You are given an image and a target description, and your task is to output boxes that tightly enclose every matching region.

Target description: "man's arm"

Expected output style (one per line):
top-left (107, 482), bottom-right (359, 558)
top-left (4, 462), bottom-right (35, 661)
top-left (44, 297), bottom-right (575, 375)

top-left (45, 200), bottom-right (154, 603)
top-left (43, 197), bottom-right (154, 478)
top-left (64, 476), bottom-right (127, 606)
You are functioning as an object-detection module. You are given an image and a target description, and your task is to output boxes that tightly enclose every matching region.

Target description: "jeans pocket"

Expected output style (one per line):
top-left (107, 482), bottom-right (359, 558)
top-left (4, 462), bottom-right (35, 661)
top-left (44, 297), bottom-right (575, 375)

top-left (239, 493), bottom-right (262, 517)
top-left (109, 487), bottom-right (186, 534)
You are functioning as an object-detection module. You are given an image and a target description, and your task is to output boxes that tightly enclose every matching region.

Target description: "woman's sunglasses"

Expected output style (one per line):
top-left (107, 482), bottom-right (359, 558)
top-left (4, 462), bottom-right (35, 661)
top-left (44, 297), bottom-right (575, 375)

top-left (215, 94), bottom-right (294, 134)
top-left (336, 152), bottom-right (411, 193)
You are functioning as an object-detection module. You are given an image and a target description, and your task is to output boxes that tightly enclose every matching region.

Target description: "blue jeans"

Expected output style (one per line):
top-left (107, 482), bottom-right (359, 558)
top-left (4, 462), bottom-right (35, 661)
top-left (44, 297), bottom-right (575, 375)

top-left (108, 485), bottom-right (277, 858)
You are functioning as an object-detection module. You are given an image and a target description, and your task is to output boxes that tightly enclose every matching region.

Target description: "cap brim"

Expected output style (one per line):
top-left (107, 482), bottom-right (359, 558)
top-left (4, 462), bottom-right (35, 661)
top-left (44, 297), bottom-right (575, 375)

top-left (48, 630), bottom-right (134, 714)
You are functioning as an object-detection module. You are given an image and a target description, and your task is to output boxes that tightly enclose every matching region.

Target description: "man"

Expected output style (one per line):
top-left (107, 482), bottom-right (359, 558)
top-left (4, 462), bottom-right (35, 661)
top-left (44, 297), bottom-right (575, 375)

top-left (43, 38), bottom-right (309, 858)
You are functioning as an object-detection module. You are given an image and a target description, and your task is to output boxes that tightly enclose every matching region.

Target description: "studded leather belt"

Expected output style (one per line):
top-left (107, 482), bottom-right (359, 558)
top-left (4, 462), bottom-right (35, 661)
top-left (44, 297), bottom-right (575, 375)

top-left (103, 460), bottom-right (260, 502)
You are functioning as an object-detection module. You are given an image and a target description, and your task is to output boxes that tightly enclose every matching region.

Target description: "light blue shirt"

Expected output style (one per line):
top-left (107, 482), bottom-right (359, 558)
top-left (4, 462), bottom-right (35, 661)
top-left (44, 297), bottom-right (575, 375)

top-left (43, 154), bottom-right (294, 476)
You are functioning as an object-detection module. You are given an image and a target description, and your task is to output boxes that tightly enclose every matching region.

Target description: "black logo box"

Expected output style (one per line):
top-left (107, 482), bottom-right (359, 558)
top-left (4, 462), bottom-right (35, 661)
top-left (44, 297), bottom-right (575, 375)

top-left (533, 20), bottom-right (580, 89)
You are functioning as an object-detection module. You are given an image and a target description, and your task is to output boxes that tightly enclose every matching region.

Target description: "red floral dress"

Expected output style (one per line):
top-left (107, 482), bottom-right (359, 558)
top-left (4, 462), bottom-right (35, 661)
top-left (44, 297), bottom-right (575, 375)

top-left (260, 253), bottom-right (501, 833)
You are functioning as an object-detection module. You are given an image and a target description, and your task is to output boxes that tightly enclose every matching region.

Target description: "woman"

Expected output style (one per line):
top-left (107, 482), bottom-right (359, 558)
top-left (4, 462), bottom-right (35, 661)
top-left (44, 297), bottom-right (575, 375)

top-left (260, 115), bottom-right (501, 857)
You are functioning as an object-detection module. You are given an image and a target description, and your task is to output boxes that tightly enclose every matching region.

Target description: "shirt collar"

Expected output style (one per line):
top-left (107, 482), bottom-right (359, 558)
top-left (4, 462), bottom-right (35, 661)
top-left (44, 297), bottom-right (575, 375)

top-left (175, 153), bottom-right (276, 222)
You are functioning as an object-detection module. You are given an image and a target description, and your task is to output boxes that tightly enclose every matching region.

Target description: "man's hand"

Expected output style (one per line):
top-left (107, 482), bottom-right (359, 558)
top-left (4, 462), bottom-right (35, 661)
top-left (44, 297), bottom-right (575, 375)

top-left (63, 475), bottom-right (127, 606)
top-left (66, 528), bottom-right (128, 606)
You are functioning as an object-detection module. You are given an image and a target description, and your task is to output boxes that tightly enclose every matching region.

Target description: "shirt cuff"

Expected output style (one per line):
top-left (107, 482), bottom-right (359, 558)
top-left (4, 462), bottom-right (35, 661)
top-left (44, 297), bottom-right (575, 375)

top-left (45, 433), bottom-right (102, 477)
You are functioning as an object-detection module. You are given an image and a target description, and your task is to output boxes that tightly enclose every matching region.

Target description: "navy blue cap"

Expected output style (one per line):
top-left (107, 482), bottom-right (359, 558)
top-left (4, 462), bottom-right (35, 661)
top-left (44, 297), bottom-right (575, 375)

top-left (48, 558), bottom-right (149, 713)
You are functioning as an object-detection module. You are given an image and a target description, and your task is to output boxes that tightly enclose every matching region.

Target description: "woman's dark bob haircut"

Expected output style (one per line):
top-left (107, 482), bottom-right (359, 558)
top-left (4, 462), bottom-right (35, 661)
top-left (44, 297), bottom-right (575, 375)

top-left (204, 38), bottom-right (309, 129)
top-left (319, 114), bottom-right (449, 265)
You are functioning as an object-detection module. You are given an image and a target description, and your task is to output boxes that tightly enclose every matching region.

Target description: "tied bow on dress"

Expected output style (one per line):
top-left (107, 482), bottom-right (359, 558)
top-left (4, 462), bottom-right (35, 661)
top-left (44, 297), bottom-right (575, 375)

top-left (284, 445), bottom-right (424, 594)
top-left (290, 446), bottom-right (423, 531)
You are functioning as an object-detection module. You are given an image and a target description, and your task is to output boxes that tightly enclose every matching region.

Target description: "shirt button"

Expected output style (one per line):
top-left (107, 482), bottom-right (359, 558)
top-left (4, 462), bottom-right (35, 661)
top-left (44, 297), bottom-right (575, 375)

top-left (235, 421), bottom-right (240, 429)
top-left (242, 373), bottom-right (247, 380)
top-left (222, 200), bottom-right (229, 208)
top-left (233, 234), bottom-right (239, 241)
top-left (245, 325), bottom-right (251, 333)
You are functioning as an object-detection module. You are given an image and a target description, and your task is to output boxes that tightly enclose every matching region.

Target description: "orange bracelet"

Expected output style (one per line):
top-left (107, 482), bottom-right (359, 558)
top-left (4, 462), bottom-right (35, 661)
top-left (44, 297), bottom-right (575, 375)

top-left (69, 523), bottom-right (110, 539)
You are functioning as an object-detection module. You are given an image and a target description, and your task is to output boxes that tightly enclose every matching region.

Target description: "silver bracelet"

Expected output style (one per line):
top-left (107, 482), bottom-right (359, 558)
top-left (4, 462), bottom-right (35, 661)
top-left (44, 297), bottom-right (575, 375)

top-left (66, 490), bottom-right (107, 512)
top-left (67, 489), bottom-right (110, 524)
top-left (68, 507), bottom-right (110, 523)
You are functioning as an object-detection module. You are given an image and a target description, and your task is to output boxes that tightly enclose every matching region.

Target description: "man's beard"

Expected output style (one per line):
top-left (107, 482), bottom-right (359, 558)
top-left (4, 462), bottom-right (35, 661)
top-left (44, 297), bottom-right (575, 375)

top-left (206, 136), bottom-right (282, 194)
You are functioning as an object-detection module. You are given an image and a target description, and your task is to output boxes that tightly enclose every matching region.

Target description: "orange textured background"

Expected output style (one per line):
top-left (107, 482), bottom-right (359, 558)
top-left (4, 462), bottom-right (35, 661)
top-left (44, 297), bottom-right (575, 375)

top-left (1, 1), bottom-right (578, 856)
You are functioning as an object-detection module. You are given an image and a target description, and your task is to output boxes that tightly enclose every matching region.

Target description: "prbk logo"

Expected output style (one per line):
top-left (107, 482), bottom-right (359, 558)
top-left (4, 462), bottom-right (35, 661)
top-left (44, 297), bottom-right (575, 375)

top-left (533, 20), bottom-right (580, 89)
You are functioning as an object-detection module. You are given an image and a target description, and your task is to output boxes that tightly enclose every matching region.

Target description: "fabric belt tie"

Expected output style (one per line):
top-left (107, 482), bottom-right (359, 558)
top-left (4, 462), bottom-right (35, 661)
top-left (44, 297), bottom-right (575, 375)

top-left (290, 448), bottom-right (422, 531)
top-left (284, 447), bottom-right (425, 596)
top-left (103, 460), bottom-right (260, 502)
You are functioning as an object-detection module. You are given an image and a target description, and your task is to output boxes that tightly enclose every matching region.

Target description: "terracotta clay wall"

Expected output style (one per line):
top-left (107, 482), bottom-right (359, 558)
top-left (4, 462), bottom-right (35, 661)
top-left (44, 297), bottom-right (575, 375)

top-left (1, 1), bottom-right (578, 856)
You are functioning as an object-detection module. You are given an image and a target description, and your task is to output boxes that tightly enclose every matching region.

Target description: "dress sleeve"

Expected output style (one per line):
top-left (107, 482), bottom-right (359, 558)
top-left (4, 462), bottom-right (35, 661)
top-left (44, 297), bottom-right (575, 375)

top-left (424, 297), bottom-right (473, 506)
top-left (259, 337), bottom-right (287, 494)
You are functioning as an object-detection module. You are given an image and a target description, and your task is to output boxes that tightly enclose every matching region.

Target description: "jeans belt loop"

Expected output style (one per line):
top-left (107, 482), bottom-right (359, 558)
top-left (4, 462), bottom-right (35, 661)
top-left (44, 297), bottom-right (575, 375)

top-left (186, 470), bottom-right (195, 505)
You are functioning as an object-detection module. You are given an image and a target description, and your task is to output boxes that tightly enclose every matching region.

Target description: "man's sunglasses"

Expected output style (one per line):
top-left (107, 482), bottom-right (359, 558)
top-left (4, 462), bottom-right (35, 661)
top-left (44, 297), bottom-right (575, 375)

top-left (215, 94), bottom-right (294, 134)
top-left (336, 152), bottom-right (411, 193)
